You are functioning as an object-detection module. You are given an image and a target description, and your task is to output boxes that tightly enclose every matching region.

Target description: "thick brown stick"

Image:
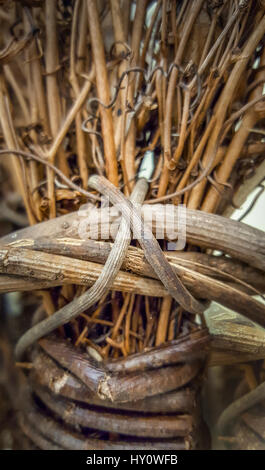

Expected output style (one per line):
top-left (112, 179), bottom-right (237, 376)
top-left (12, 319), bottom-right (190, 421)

top-left (35, 386), bottom-right (194, 438)
top-left (9, 237), bottom-right (265, 292)
top-left (39, 337), bottom-right (202, 403)
top-left (0, 246), bottom-right (167, 297)
top-left (208, 311), bottom-right (265, 366)
top-left (30, 351), bottom-right (197, 413)
top-left (2, 205), bottom-right (264, 271)
top-left (20, 405), bottom-right (188, 450)
top-left (1, 244), bottom-right (265, 327)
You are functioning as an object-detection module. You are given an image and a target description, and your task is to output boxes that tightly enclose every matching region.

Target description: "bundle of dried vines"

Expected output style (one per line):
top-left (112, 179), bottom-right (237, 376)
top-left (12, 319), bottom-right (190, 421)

top-left (0, 0), bottom-right (265, 450)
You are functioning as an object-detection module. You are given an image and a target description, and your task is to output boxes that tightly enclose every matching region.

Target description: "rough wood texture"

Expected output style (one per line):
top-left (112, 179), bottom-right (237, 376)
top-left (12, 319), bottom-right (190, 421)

top-left (2, 205), bottom-right (264, 270)
top-left (4, 238), bottom-right (265, 291)
top-left (30, 351), bottom-right (198, 413)
top-left (39, 335), bottom-right (204, 403)
top-left (208, 311), bottom-right (265, 365)
top-left (1, 244), bottom-right (265, 328)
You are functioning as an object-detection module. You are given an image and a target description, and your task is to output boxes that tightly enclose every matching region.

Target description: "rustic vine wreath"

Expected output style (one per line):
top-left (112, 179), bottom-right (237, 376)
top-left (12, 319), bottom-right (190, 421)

top-left (1, 189), bottom-right (265, 449)
top-left (2, 171), bottom-right (213, 449)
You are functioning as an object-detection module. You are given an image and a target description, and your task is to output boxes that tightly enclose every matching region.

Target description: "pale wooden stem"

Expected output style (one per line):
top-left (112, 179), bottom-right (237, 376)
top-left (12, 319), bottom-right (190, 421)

top-left (47, 68), bottom-right (95, 162)
top-left (45, 0), bottom-right (62, 138)
top-left (155, 296), bottom-right (172, 346)
top-left (69, 0), bottom-right (89, 186)
top-left (0, 73), bottom-right (35, 224)
top-left (1, 244), bottom-right (265, 327)
top-left (45, 0), bottom-right (63, 218)
top-left (86, 0), bottom-right (118, 186)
